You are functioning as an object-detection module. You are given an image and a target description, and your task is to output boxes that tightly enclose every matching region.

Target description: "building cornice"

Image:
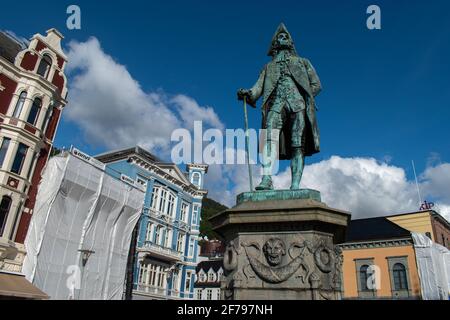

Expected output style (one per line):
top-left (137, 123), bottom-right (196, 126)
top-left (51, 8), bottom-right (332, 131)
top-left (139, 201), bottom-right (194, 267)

top-left (129, 155), bottom-right (206, 198)
top-left (339, 237), bottom-right (413, 250)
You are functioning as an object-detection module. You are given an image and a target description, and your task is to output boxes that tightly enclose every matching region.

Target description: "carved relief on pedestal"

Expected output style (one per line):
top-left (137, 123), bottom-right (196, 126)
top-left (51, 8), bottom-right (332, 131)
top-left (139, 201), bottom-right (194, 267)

top-left (241, 237), bottom-right (311, 284)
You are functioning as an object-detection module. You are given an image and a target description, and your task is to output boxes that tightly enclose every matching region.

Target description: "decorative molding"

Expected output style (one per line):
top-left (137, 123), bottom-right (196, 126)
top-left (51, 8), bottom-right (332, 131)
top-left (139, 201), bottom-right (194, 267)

top-left (339, 238), bottom-right (413, 250)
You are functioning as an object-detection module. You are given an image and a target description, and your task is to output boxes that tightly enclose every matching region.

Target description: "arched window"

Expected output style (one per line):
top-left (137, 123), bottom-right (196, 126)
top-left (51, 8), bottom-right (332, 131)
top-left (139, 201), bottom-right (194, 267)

top-left (27, 98), bottom-right (41, 126)
top-left (192, 172), bottom-right (201, 187)
top-left (359, 265), bottom-right (371, 291)
top-left (393, 263), bottom-right (408, 290)
top-left (0, 196), bottom-right (12, 236)
top-left (37, 54), bottom-right (52, 78)
top-left (13, 91), bottom-right (27, 118)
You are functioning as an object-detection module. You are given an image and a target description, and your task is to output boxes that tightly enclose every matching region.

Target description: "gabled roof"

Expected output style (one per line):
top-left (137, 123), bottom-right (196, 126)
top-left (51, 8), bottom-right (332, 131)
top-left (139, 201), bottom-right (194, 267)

top-left (345, 217), bottom-right (411, 243)
top-left (195, 259), bottom-right (223, 273)
top-left (157, 163), bottom-right (190, 185)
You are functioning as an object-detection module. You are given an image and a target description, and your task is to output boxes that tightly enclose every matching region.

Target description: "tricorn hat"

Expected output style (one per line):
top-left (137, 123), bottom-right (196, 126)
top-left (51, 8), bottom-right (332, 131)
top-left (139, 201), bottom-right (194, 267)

top-left (267, 23), bottom-right (297, 57)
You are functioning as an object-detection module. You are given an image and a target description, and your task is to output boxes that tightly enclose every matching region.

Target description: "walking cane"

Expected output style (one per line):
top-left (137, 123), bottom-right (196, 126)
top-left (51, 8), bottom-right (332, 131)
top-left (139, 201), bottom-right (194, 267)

top-left (243, 96), bottom-right (254, 191)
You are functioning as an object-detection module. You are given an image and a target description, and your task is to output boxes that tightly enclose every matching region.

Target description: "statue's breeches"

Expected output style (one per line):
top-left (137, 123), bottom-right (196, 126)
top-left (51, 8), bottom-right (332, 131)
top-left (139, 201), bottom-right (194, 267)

top-left (265, 107), bottom-right (306, 149)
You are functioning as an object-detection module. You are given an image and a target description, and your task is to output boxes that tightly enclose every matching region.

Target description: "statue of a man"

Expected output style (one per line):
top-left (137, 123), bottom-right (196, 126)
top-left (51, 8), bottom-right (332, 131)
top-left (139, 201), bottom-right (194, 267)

top-left (238, 23), bottom-right (322, 190)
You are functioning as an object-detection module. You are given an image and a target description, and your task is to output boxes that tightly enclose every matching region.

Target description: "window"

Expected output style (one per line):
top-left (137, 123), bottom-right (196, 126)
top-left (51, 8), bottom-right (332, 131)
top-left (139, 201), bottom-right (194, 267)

top-left (11, 143), bottom-right (28, 175)
top-left (208, 272), bottom-right (215, 282)
top-left (145, 222), bottom-right (153, 241)
top-left (216, 290), bottom-right (221, 300)
top-left (154, 225), bottom-right (162, 245)
top-left (149, 264), bottom-right (157, 286)
top-left (359, 265), bottom-right (371, 292)
top-left (163, 228), bottom-right (171, 247)
top-left (27, 98), bottom-right (41, 126)
top-left (13, 91), bottom-right (27, 118)
top-left (192, 172), bottom-right (201, 187)
top-left (188, 238), bottom-right (195, 257)
top-left (172, 269), bottom-right (179, 292)
top-left (393, 263), bottom-right (408, 291)
top-left (41, 106), bottom-right (54, 133)
top-left (138, 263), bottom-right (147, 284)
top-left (37, 54), bottom-right (52, 78)
top-left (26, 152), bottom-right (38, 180)
top-left (185, 272), bottom-right (192, 292)
top-left (192, 205), bottom-right (200, 225)
top-left (176, 233), bottom-right (185, 252)
top-left (159, 189), bottom-right (167, 213)
top-left (198, 272), bottom-right (206, 282)
top-left (196, 290), bottom-right (202, 300)
top-left (0, 138), bottom-right (11, 168)
top-left (166, 192), bottom-right (175, 217)
top-left (180, 202), bottom-right (189, 222)
top-left (0, 196), bottom-right (12, 237)
top-left (151, 186), bottom-right (161, 210)
top-left (206, 289), bottom-right (213, 300)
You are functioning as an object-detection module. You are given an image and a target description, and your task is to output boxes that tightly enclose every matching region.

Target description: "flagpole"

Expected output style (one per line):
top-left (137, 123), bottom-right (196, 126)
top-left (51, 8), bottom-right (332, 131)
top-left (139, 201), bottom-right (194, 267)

top-left (243, 96), bottom-right (254, 191)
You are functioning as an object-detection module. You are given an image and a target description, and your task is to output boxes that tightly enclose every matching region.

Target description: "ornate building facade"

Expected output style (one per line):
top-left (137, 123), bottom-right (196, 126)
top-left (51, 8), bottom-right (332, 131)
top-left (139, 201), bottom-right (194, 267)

top-left (96, 147), bottom-right (208, 300)
top-left (0, 29), bottom-right (67, 273)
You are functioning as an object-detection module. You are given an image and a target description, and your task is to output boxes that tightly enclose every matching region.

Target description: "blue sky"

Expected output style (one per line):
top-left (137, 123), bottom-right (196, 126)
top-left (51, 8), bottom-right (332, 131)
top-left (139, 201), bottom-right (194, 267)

top-left (2, 0), bottom-right (450, 215)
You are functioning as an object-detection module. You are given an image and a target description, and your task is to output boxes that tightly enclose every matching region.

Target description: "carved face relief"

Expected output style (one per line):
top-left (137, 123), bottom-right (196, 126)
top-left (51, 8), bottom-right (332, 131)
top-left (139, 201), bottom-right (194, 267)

top-left (263, 238), bottom-right (286, 266)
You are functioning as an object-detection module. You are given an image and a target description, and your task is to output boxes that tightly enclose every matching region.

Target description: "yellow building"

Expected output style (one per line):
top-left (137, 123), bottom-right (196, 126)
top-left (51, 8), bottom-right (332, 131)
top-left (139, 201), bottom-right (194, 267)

top-left (387, 210), bottom-right (450, 249)
top-left (340, 217), bottom-right (422, 299)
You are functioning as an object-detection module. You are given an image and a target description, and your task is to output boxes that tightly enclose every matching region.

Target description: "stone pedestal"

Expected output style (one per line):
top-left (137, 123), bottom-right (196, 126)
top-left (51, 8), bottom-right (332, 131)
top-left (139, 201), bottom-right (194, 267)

top-left (209, 189), bottom-right (350, 300)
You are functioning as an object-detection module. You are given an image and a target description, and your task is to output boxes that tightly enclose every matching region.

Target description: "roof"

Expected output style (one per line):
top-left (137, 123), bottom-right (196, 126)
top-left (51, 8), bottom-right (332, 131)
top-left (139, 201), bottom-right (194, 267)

top-left (195, 259), bottom-right (223, 273)
top-left (345, 217), bottom-right (412, 243)
top-left (95, 146), bottom-right (161, 164)
top-left (0, 31), bottom-right (27, 64)
top-left (0, 272), bottom-right (49, 299)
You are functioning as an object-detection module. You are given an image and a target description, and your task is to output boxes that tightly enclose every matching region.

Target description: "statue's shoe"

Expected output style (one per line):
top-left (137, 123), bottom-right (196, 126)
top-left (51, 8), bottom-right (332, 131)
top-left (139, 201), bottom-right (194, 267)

top-left (255, 177), bottom-right (274, 191)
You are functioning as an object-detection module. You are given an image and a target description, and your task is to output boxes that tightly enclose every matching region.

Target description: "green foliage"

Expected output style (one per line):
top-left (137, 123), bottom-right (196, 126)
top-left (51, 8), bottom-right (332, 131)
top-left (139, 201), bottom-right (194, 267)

top-left (200, 197), bottom-right (228, 240)
top-left (50, 146), bottom-right (62, 157)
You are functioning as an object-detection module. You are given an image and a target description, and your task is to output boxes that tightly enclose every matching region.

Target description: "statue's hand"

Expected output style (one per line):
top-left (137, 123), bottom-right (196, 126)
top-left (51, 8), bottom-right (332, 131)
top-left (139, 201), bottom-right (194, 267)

top-left (237, 88), bottom-right (251, 101)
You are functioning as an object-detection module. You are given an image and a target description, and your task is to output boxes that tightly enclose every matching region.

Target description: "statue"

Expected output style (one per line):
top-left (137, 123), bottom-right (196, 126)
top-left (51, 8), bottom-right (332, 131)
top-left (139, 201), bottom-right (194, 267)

top-left (237, 23), bottom-right (322, 191)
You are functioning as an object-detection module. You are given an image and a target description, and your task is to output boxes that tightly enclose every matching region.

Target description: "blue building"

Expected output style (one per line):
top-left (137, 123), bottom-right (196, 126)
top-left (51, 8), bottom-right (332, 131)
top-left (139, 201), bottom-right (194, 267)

top-left (96, 146), bottom-right (208, 300)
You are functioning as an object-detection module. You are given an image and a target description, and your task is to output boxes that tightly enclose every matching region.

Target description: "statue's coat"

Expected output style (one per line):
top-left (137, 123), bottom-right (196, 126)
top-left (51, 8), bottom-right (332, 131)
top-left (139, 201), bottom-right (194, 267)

top-left (248, 55), bottom-right (322, 158)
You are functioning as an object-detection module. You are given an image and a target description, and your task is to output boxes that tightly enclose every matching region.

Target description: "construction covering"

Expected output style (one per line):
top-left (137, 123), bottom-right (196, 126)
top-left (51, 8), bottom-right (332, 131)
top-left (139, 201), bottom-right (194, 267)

top-left (412, 232), bottom-right (450, 300)
top-left (22, 149), bottom-right (145, 300)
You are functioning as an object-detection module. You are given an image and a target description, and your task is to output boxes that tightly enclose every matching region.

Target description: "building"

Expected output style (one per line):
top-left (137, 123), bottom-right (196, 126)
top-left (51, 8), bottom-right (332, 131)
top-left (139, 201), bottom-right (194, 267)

top-left (22, 148), bottom-right (145, 299)
top-left (195, 259), bottom-right (223, 300)
top-left (95, 147), bottom-right (208, 300)
top-left (194, 239), bottom-right (224, 300)
top-left (0, 29), bottom-right (68, 274)
top-left (340, 217), bottom-right (422, 299)
top-left (386, 210), bottom-right (450, 249)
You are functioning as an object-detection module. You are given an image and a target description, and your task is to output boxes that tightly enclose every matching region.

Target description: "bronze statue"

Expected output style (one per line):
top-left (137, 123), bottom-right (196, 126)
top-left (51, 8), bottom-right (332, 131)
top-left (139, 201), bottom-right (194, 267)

top-left (238, 23), bottom-right (322, 191)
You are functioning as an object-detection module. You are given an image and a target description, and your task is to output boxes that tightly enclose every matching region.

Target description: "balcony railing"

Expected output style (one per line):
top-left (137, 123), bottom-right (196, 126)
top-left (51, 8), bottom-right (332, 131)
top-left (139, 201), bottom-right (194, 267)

top-left (138, 242), bottom-right (182, 262)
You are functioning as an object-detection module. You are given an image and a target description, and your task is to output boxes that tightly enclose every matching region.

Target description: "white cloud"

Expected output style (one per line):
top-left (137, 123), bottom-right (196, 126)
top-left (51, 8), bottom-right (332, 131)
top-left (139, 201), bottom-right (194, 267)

top-left (268, 156), bottom-right (450, 221)
top-left (65, 37), bottom-right (223, 155)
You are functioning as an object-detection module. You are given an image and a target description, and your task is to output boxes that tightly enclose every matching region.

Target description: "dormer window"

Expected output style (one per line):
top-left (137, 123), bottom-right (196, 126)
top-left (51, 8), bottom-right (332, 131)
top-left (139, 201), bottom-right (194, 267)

top-left (37, 54), bottom-right (52, 79)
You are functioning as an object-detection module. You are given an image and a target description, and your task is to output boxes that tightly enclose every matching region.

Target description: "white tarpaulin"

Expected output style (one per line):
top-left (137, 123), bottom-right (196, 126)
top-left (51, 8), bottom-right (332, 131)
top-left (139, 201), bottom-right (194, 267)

top-left (412, 232), bottom-right (450, 300)
top-left (22, 150), bottom-right (145, 300)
